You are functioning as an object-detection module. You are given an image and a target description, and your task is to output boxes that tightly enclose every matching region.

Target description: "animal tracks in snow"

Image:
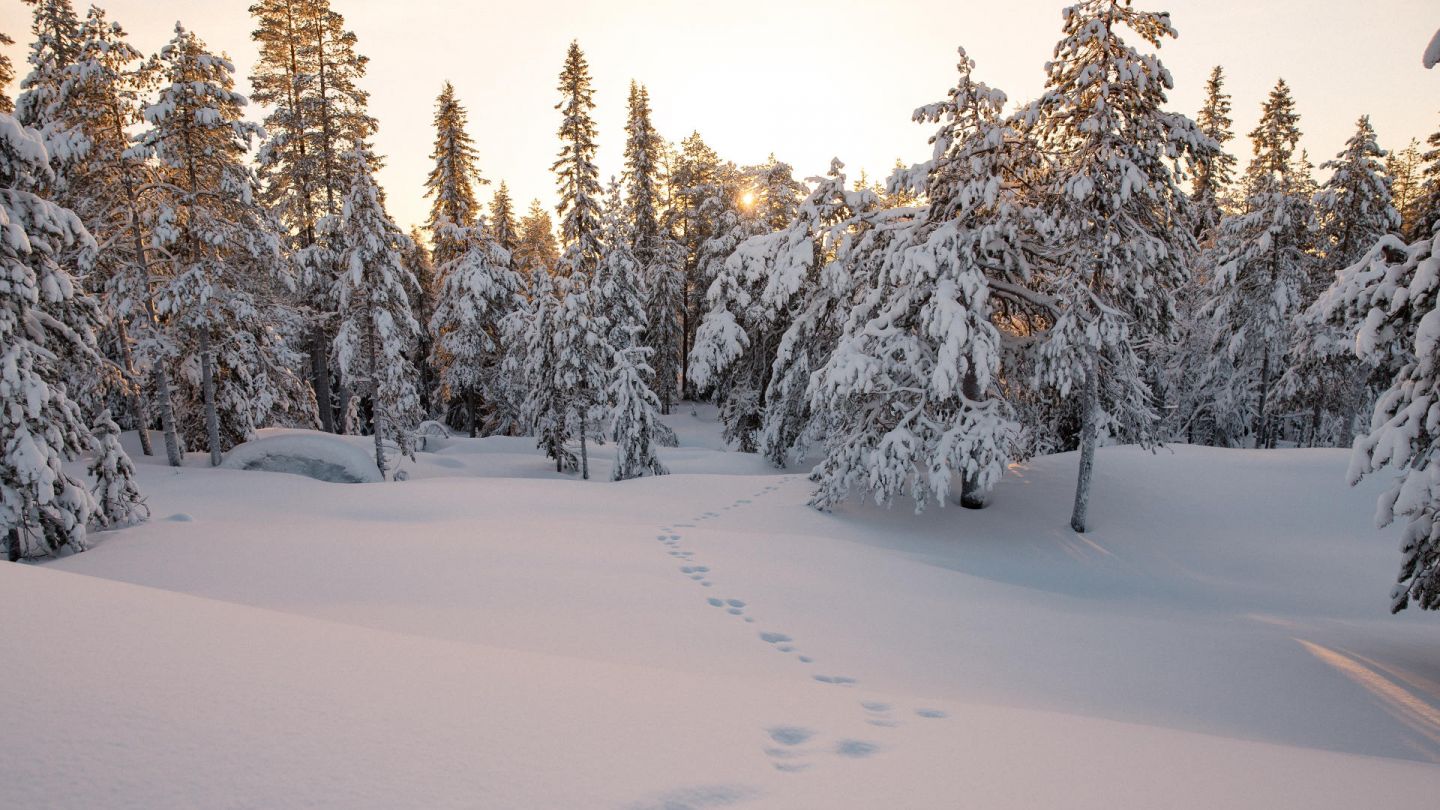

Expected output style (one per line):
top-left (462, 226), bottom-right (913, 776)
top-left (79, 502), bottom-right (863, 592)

top-left (657, 476), bottom-right (943, 778)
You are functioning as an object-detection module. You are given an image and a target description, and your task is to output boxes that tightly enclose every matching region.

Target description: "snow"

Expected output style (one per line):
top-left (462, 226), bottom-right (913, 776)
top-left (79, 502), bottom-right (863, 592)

top-left (1425, 28), bottom-right (1440, 69)
top-left (6, 406), bottom-right (1440, 807)
top-left (220, 431), bottom-right (383, 483)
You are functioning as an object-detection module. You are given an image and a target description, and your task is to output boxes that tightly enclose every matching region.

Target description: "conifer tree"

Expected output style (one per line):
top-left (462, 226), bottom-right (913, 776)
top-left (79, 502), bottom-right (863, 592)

top-left (0, 33), bottom-right (14, 113)
top-left (62, 6), bottom-right (171, 460)
top-left (1412, 117), bottom-right (1440, 240)
top-left (15, 0), bottom-right (82, 141)
top-left (1200, 79), bottom-right (1312, 448)
top-left (624, 81), bottom-right (664, 270)
top-left (489, 180), bottom-right (519, 255)
top-left (1023, 0), bottom-right (1207, 532)
top-left (137, 24), bottom-right (307, 465)
top-left (333, 148), bottom-right (422, 478)
top-left (669, 132), bottom-right (729, 389)
top-left (1192, 66), bottom-right (1236, 236)
top-left (515, 199), bottom-right (560, 275)
top-left (1387, 138), bottom-right (1424, 237)
top-left (331, 149), bottom-right (421, 476)
top-left (519, 266), bottom-right (571, 470)
top-left (551, 271), bottom-right (610, 480)
top-left (250, 0), bottom-right (376, 434)
top-left (88, 409), bottom-right (146, 528)
top-left (553, 41), bottom-right (603, 278)
top-left (425, 81), bottom-right (485, 267)
top-left (402, 226), bottom-right (436, 414)
top-left (1282, 116), bottom-right (1399, 447)
top-left (811, 51), bottom-right (1032, 509)
top-left (1, 107), bottom-right (107, 559)
top-left (430, 220), bottom-right (522, 436)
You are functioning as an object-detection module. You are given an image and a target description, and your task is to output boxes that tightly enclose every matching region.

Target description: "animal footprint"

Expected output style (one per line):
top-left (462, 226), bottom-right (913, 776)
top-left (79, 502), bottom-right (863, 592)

top-left (916, 708), bottom-right (948, 719)
top-left (862, 701), bottom-right (899, 728)
top-left (764, 726), bottom-right (816, 773)
top-left (813, 674), bottom-right (857, 686)
top-left (835, 740), bottom-right (880, 758)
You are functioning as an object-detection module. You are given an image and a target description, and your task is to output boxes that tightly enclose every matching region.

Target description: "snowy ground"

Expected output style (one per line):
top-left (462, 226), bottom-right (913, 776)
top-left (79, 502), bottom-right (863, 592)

top-left (5, 404), bottom-right (1440, 808)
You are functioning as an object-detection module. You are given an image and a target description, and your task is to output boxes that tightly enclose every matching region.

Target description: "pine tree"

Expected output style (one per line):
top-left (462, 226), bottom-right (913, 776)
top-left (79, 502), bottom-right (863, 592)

top-left (250, 0), bottom-right (376, 434)
top-left (1023, 0), bottom-right (1208, 532)
top-left (1200, 79), bottom-right (1312, 448)
top-left (1282, 116), bottom-right (1400, 447)
top-left (489, 180), bottom-right (519, 255)
top-left (1387, 138), bottom-right (1424, 237)
top-left (669, 131), bottom-right (729, 390)
top-left (1, 107), bottom-right (105, 558)
top-left (1192, 66), bottom-right (1236, 236)
top-left (62, 6), bottom-right (173, 461)
top-left (425, 81), bottom-right (485, 267)
top-left (137, 24), bottom-right (307, 466)
top-left (609, 343), bottom-right (669, 480)
top-left (332, 147), bottom-right (422, 478)
top-left (0, 33), bottom-right (14, 113)
top-left (553, 41), bottom-right (603, 278)
top-left (1412, 117), bottom-right (1440, 240)
top-left (551, 271), bottom-right (610, 480)
top-left (515, 199), bottom-right (559, 275)
top-left (430, 221), bottom-right (523, 436)
top-left (519, 266), bottom-right (572, 470)
top-left (15, 0), bottom-right (82, 140)
top-left (88, 409), bottom-right (146, 528)
top-left (403, 226), bottom-right (436, 415)
top-left (1320, 223), bottom-right (1440, 610)
top-left (624, 81), bottom-right (664, 270)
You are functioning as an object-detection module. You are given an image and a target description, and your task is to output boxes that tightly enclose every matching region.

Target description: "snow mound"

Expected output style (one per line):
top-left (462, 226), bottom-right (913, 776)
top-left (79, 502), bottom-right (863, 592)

top-left (222, 434), bottom-right (382, 483)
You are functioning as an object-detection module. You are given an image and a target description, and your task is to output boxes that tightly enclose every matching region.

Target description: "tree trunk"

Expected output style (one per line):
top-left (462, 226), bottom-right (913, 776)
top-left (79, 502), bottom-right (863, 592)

top-left (579, 412), bottom-right (589, 480)
top-left (959, 366), bottom-right (987, 510)
top-left (1256, 350), bottom-right (1272, 449)
top-left (200, 331), bottom-right (222, 467)
top-left (1070, 362), bottom-right (1100, 533)
top-left (154, 365), bottom-right (183, 467)
top-left (6, 526), bottom-right (20, 562)
top-left (117, 323), bottom-right (153, 457)
top-left (367, 307), bottom-right (386, 480)
top-left (337, 381), bottom-right (353, 435)
top-left (311, 330), bottom-right (335, 433)
top-left (466, 390), bottom-right (477, 438)
top-left (680, 307), bottom-right (691, 401)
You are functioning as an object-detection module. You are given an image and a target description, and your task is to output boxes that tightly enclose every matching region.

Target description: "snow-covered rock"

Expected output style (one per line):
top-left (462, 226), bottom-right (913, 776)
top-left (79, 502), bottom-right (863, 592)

top-left (221, 434), bottom-right (382, 483)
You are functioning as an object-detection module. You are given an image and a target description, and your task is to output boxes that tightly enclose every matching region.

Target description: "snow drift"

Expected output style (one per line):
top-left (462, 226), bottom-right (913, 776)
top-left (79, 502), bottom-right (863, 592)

top-left (221, 433), bottom-right (382, 483)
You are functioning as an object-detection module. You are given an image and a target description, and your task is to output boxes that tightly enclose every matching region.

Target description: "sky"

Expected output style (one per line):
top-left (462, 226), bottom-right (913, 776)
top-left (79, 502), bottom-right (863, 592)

top-left (2, 0), bottom-right (1437, 236)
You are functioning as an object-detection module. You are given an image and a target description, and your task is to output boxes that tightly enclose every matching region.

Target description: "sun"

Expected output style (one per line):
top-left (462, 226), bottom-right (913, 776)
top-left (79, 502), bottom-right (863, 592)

top-left (739, 190), bottom-right (756, 209)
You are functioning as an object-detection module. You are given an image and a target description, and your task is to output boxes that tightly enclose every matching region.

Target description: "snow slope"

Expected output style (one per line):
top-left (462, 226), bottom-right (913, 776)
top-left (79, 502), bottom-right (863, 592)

top-left (6, 405), bottom-right (1440, 807)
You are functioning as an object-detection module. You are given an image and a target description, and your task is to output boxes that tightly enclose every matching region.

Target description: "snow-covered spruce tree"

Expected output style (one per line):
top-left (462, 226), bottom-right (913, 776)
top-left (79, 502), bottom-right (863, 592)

top-left (60, 6), bottom-right (174, 461)
top-left (809, 51), bottom-right (1026, 510)
top-left (425, 81), bottom-right (485, 268)
top-left (0, 33), bottom-right (14, 114)
top-left (669, 132), bottom-right (733, 392)
top-left (755, 160), bottom-right (885, 470)
top-left (598, 177), bottom-right (672, 476)
top-left (553, 40), bottom-right (603, 280)
top-left (250, 0), bottom-right (376, 434)
top-left (1022, 0), bottom-right (1207, 533)
top-left (1191, 66), bottom-right (1236, 236)
top-left (430, 221), bottom-right (522, 437)
top-left (1281, 115), bottom-right (1400, 447)
top-left (1, 109), bottom-right (104, 559)
top-left (515, 199), bottom-right (560, 275)
top-left (1198, 79), bottom-right (1313, 448)
top-left (15, 0), bottom-right (82, 141)
top-left (1413, 111), bottom-right (1440, 241)
top-left (1320, 221), bottom-right (1440, 611)
top-left (136, 24), bottom-right (309, 466)
top-left (518, 265), bottom-right (573, 471)
top-left (609, 342), bottom-right (669, 480)
top-left (623, 81), bottom-right (683, 412)
top-left (1387, 138), bottom-right (1424, 238)
top-left (550, 269), bottom-right (610, 481)
top-left (88, 409), bottom-right (146, 528)
top-left (403, 226), bottom-right (437, 415)
top-left (332, 147), bottom-right (422, 478)
top-left (489, 180), bottom-right (519, 256)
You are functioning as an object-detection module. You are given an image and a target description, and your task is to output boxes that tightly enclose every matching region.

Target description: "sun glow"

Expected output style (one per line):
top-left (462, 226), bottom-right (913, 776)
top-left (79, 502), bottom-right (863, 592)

top-left (739, 190), bottom-right (756, 209)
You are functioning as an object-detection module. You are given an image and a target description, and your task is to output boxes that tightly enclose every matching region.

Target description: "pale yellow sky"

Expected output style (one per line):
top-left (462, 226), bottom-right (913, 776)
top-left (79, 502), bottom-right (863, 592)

top-left (2, 0), bottom-right (1437, 234)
